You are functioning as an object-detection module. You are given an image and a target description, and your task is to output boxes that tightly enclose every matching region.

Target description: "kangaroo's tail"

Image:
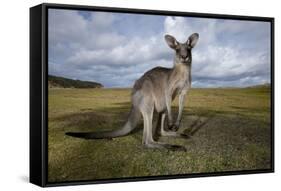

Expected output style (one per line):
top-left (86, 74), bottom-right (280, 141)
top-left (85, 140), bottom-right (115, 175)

top-left (65, 107), bottom-right (140, 139)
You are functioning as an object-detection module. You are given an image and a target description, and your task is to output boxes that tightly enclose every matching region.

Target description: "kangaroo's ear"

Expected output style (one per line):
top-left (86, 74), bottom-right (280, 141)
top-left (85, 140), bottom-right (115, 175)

top-left (187, 33), bottom-right (199, 48)
top-left (165, 35), bottom-right (179, 50)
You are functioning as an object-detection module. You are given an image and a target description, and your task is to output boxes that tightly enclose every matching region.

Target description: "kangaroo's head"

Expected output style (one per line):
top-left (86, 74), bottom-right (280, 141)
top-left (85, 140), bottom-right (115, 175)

top-left (165, 33), bottom-right (199, 65)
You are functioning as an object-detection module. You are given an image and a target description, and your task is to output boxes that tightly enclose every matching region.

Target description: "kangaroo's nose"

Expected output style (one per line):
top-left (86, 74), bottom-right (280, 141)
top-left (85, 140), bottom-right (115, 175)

top-left (182, 55), bottom-right (188, 59)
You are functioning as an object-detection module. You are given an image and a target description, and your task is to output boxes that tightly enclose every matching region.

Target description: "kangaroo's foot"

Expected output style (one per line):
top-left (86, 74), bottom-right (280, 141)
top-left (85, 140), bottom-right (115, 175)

top-left (161, 131), bottom-right (190, 139)
top-left (144, 141), bottom-right (187, 152)
top-left (167, 124), bottom-right (180, 132)
top-left (160, 131), bottom-right (190, 139)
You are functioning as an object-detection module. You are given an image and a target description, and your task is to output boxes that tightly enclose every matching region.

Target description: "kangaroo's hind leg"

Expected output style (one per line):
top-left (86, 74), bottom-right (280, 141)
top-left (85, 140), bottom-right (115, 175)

top-left (140, 105), bottom-right (186, 151)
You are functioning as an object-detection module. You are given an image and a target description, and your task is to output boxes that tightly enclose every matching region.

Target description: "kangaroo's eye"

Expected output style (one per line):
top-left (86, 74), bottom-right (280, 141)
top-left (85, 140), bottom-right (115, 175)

top-left (175, 46), bottom-right (180, 50)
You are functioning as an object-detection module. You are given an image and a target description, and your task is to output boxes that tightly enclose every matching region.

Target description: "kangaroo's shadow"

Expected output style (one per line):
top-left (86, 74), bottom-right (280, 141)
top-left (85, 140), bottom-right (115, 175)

top-left (59, 101), bottom-right (212, 142)
top-left (182, 116), bottom-right (213, 136)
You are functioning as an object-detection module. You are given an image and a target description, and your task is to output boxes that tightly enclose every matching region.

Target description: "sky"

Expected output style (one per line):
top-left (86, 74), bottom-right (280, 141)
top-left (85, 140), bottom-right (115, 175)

top-left (48, 8), bottom-right (271, 88)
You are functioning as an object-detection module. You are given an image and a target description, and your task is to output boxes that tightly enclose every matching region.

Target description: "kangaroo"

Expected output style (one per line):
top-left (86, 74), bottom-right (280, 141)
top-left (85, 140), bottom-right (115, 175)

top-left (66, 33), bottom-right (199, 151)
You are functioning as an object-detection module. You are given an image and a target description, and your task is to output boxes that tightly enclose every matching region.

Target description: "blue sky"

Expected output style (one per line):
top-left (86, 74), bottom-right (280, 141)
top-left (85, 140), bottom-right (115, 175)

top-left (48, 8), bottom-right (271, 88)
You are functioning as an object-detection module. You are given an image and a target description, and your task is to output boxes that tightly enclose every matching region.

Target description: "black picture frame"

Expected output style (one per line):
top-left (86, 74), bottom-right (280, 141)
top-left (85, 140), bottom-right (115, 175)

top-left (30, 3), bottom-right (275, 187)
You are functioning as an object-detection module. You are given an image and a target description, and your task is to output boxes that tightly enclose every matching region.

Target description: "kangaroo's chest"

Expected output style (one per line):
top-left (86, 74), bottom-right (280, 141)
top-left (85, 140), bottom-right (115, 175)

top-left (169, 69), bottom-right (191, 99)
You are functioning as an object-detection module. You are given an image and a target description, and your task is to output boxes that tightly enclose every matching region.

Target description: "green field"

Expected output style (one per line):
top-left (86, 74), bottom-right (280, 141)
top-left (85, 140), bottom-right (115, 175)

top-left (48, 87), bottom-right (272, 182)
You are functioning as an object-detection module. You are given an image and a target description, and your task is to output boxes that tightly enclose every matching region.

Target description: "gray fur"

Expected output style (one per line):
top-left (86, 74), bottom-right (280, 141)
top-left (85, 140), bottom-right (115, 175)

top-left (66, 33), bottom-right (199, 151)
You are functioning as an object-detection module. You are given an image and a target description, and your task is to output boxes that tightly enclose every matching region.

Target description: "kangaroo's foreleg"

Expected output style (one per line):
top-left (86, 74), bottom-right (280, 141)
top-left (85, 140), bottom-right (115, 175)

top-left (165, 93), bottom-right (174, 129)
top-left (174, 92), bottom-right (186, 130)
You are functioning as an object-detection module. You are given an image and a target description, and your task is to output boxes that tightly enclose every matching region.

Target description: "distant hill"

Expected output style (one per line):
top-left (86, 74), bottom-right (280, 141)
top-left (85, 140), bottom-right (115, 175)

top-left (246, 83), bottom-right (271, 88)
top-left (48, 75), bottom-right (103, 88)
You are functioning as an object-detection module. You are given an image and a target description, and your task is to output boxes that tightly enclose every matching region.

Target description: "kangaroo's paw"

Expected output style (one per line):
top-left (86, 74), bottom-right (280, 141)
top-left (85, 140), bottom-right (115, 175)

top-left (160, 131), bottom-right (190, 139)
top-left (168, 124), bottom-right (179, 132)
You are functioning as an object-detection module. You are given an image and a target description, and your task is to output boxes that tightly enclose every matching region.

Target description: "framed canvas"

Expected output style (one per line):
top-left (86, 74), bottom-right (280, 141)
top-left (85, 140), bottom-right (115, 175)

top-left (30, 3), bottom-right (274, 187)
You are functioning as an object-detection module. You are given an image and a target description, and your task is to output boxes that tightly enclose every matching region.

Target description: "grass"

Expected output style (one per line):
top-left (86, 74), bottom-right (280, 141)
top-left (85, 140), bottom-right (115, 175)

top-left (48, 87), bottom-right (272, 182)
